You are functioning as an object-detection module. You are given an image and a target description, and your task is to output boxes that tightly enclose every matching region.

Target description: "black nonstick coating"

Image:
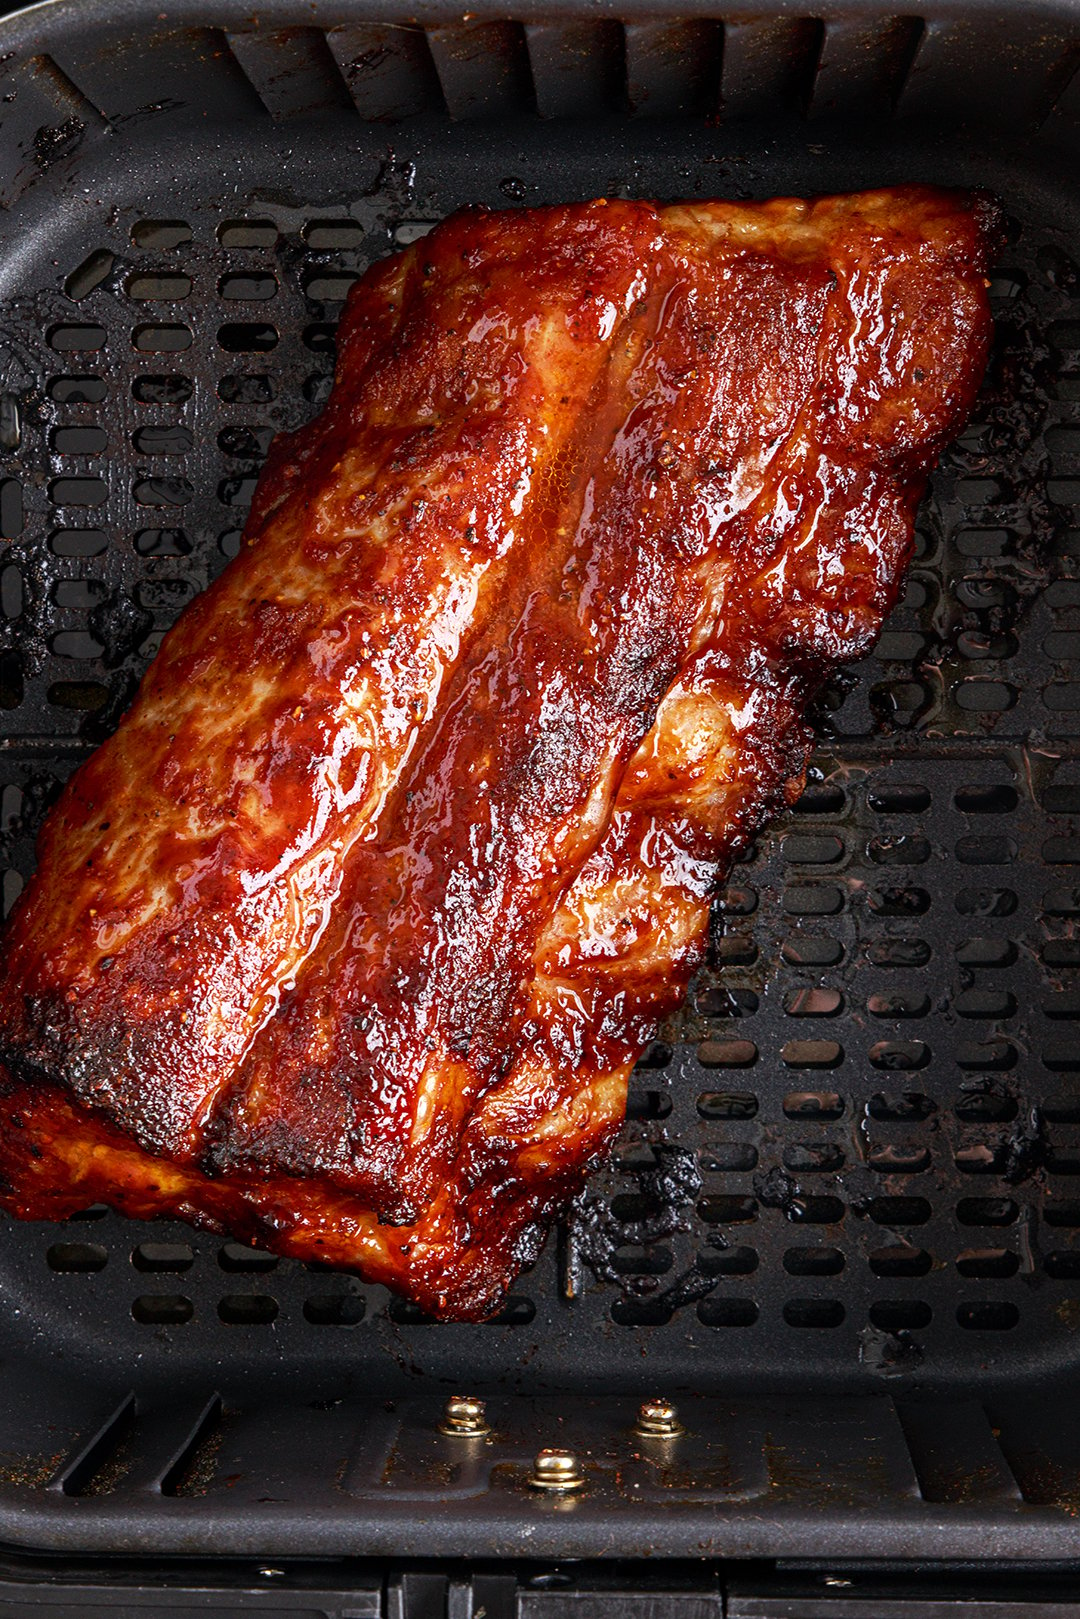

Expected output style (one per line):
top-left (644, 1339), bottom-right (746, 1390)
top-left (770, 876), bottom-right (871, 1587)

top-left (1, 0), bottom-right (1080, 1564)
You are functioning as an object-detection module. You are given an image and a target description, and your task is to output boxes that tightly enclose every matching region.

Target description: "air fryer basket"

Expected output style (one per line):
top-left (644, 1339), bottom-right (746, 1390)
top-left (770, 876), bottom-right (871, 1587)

top-left (3, 0), bottom-right (1080, 1572)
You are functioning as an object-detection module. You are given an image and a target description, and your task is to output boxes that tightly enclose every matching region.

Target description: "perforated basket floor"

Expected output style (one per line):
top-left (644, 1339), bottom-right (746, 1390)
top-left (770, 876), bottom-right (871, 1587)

top-left (4, 0), bottom-right (1080, 1567)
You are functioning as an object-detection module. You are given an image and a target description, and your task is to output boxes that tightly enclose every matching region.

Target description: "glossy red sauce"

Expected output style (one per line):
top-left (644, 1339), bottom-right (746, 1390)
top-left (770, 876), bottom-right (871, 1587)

top-left (0, 187), bottom-right (999, 1317)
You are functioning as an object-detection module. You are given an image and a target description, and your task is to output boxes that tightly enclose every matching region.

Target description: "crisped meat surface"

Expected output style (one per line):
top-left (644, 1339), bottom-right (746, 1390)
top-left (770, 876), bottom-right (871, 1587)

top-left (0, 187), bottom-right (998, 1318)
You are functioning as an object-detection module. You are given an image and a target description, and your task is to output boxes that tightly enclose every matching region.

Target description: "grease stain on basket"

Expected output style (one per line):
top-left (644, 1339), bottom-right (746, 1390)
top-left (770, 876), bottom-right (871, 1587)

top-left (1054, 1296), bottom-right (1080, 1329)
top-left (0, 1448), bottom-right (64, 1487)
top-left (32, 118), bottom-right (84, 170)
top-left (167, 1423), bottom-right (228, 1498)
top-left (80, 1435), bottom-right (135, 1497)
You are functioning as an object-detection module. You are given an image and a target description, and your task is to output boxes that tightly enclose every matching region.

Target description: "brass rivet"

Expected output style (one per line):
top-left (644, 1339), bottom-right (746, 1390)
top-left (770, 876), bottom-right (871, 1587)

top-left (439, 1395), bottom-right (490, 1437)
top-left (635, 1398), bottom-right (684, 1439)
top-left (528, 1448), bottom-right (586, 1492)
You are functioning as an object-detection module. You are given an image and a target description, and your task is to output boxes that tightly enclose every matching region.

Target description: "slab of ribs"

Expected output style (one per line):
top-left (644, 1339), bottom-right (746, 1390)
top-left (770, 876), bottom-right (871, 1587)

top-left (0, 186), bottom-right (999, 1318)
